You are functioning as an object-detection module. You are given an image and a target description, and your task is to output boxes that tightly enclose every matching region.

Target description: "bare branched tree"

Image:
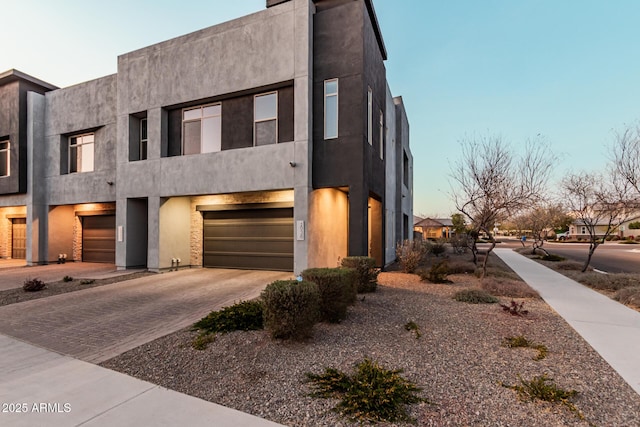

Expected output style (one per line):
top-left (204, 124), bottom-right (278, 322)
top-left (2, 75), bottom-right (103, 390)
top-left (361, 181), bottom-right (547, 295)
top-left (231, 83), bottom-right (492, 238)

top-left (450, 135), bottom-right (554, 277)
top-left (561, 170), bottom-right (634, 272)
top-left (611, 124), bottom-right (640, 196)
top-left (511, 204), bottom-right (572, 255)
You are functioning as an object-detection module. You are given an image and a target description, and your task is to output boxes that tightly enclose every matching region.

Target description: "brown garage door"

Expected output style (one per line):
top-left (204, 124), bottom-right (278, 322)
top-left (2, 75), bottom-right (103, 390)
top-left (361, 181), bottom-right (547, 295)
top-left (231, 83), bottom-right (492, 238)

top-left (203, 208), bottom-right (293, 271)
top-left (12, 218), bottom-right (26, 259)
top-left (82, 215), bottom-right (116, 263)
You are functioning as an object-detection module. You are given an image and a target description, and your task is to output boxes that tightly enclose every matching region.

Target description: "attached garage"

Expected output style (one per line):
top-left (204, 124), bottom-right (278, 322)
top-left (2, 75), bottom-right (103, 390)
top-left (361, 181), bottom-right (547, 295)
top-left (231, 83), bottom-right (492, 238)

top-left (82, 215), bottom-right (116, 263)
top-left (202, 206), bottom-right (293, 271)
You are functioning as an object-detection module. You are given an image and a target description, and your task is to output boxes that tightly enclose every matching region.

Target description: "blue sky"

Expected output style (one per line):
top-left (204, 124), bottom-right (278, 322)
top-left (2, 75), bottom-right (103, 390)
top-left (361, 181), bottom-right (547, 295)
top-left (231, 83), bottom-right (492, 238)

top-left (3, 1), bottom-right (640, 217)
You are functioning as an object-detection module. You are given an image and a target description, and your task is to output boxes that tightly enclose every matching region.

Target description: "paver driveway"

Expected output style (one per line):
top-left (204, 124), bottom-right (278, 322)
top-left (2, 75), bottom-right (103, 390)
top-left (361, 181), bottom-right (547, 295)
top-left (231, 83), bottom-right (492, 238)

top-left (0, 268), bottom-right (291, 363)
top-left (0, 262), bottom-right (123, 291)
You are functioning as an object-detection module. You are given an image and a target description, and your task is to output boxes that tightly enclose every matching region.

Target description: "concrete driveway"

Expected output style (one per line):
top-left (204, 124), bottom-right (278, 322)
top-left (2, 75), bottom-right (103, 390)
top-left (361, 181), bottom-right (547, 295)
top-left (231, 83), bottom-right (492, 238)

top-left (0, 268), bottom-right (291, 363)
top-left (0, 262), bottom-right (127, 291)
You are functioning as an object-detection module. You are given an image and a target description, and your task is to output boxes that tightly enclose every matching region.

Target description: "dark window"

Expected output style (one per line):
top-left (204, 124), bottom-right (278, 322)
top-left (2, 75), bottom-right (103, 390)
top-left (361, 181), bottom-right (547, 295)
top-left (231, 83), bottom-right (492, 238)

top-left (254, 92), bottom-right (278, 146)
top-left (140, 118), bottom-right (148, 160)
top-left (183, 104), bottom-right (222, 154)
top-left (403, 214), bottom-right (409, 240)
top-left (69, 134), bottom-right (94, 173)
top-left (403, 150), bottom-right (409, 187)
top-left (0, 140), bottom-right (9, 177)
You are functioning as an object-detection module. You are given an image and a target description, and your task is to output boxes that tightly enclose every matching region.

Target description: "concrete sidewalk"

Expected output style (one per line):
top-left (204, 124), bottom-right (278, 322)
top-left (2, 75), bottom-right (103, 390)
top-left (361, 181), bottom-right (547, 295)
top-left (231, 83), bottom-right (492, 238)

top-left (494, 248), bottom-right (640, 395)
top-left (0, 334), bottom-right (284, 427)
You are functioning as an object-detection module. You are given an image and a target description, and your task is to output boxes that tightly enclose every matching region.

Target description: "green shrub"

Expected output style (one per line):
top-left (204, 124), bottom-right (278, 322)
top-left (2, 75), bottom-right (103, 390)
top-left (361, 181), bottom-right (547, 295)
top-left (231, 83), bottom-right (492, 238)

top-left (453, 288), bottom-right (498, 304)
top-left (341, 257), bottom-right (379, 293)
top-left (23, 278), bottom-right (46, 292)
top-left (395, 240), bottom-right (427, 273)
top-left (80, 279), bottom-right (95, 285)
top-left (555, 261), bottom-right (585, 271)
top-left (62, 275), bottom-right (73, 282)
top-left (404, 321), bottom-right (421, 339)
top-left (301, 268), bottom-right (354, 323)
top-left (191, 332), bottom-right (216, 350)
top-left (261, 280), bottom-right (320, 340)
top-left (306, 358), bottom-right (428, 423)
top-left (629, 221), bottom-right (640, 229)
top-left (502, 374), bottom-right (582, 419)
top-left (480, 277), bottom-right (539, 298)
top-left (419, 260), bottom-right (450, 283)
top-left (193, 300), bottom-right (264, 333)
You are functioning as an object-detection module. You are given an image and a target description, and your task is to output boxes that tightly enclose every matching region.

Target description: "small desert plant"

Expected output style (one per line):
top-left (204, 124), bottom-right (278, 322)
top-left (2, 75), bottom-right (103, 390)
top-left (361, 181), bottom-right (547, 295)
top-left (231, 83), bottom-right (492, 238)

top-left (419, 260), bottom-right (451, 283)
top-left (449, 233), bottom-right (470, 254)
top-left (446, 260), bottom-right (476, 274)
top-left (480, 277), bottom-right (539, 299)
top-left (23, 278), bottom-right (46, 292)
top-left (502, 374), bottom-right (582, 419)
top-left (261, 280), bottom-right (320, 340)
top-left (191, 332), bottom-right (216, 350)
top-left (341, 257), bottom-right (379, 293)
top-left (614, 286), bottom-right (640, 306)
top-left (555, 261), bottom-right (585, 271)
top-left (301, 268), bottom-right (355, 323)
top-left (502, 335), bottom-right (548, 360)
top-left (566, 271), bottom-right (639, 291)
top-left (80, 279), bottom-right (95, 285)
top-left (62, 275), bottom-right (73, 282)
top-left (395, 240), bottom-right (427, 273)
top-left (539, 254), bottom-right (566, 262)
top-left (430, 239), bottom-right (447, 256)
top-left (306, 358), bottom-right (428, 423)
top-left (193, 300), bottom-right (264, 333)
top-left (453, 288), bottom-right (498, 304)
top-left (500, 300), bottom-right (529, 316)
top-left (404, 321), bottom-right (421, 339)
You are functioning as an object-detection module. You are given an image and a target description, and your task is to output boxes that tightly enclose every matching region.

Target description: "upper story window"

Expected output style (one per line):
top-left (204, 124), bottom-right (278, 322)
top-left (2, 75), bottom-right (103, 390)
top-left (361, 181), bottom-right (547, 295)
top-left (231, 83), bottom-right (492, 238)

top-left (324, 79), bottom-right (338, 139)
top-left (254, 92), bottom-right (278, 146)
top-left (140, 118), bottom-right (148, 160)
top-left (0, 140), bottom-right (9, 177)
top-left (379, 110), bottom-right (384, 160)
top-left (367, 87), bottom-right (373, 145)
top-left (183, 104), bottom-right (222, 155)
top-left (69, 134), bottom-right (94, 173)
top-left (403, 150), bottom-right (409, 187)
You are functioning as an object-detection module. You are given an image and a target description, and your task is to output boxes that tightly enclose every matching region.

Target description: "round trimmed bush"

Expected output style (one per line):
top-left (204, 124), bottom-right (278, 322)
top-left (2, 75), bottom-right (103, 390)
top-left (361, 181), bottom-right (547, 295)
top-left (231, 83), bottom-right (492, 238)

top-left (261, 280), bottom-right (320, 340)
top-left (302, 267), bottom-right (355, 323)
top-left (453, 288), bottom-right (498, 304)
top-left (341, 256), bottom-right (378, 293)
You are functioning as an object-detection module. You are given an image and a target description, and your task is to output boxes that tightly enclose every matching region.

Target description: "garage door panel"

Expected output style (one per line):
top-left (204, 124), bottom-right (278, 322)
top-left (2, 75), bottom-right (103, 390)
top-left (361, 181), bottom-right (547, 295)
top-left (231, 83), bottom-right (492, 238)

top-left (203, 238), bottom-right (293, 254)
top-left (202, 208), bottom-right (293, 271)
top-left (82, 215), bottom-right (115, 263)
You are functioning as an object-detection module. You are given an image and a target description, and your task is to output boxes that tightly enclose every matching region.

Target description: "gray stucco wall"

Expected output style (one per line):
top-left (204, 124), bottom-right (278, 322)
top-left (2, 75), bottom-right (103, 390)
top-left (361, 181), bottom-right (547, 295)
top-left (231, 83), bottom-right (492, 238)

top-left (114, 0), bottom-right (313, 270)
top-left (44, 75), bottom-right (117, 206)
top-left (384, 84), bottom-right (397, 264)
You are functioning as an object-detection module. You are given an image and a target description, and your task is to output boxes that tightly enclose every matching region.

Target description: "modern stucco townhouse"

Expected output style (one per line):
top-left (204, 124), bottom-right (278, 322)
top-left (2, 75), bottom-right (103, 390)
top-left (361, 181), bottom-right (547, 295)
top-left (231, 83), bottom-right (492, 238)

top-left (0, 0), bottom-right (412, 273)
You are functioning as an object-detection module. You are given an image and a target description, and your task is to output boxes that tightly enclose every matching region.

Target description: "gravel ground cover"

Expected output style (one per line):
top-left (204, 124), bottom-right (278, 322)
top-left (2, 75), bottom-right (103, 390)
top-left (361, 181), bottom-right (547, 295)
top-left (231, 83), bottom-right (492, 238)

top-left (0, 272), bottom-right (153, 307)
top-left (101, 271), bottom-right (640, 426)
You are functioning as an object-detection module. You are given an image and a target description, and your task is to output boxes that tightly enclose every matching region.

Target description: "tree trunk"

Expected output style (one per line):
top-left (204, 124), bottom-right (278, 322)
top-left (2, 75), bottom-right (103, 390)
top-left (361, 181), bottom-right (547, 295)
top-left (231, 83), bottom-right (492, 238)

top-left (581, 241), bottom-right (599, 272)
top-left (480, 230), bottom-right (497, 278)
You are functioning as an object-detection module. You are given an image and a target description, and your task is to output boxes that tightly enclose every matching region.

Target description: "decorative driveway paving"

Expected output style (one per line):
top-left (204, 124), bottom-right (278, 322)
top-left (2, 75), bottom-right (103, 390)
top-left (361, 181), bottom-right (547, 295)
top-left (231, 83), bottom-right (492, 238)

top-left (0, 268), bottom-right (291, 363)
top-left (0, 262), bottom-right (122, 291)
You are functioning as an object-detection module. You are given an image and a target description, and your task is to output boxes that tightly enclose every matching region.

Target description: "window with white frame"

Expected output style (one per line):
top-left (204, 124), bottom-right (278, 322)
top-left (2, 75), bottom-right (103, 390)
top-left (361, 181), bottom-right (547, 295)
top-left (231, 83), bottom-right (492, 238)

top-left (254, 92), bottom-right (278, 146)
top-left (140, 118), bottom-right (148, 160)
top-left (69, 134), bottom-right (94, 173)
top-left (367, 87), bottom-right (373, 145)
top-left (0, 140), bottom-right (9, 177)
top-left (324, 79), bottom-right (338, 139)
top-left (379, 110), bottom-right (384, 160)
top-left (183, 104), bottom-right (222, 155)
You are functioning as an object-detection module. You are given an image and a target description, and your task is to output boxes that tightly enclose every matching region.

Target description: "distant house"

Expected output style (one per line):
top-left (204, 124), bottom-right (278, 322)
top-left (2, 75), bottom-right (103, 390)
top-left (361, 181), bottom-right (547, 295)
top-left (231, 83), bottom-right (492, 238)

top-left (568, 214), bottom-right (640, 240)
top-left (414, 217), bottom-right (453, 240)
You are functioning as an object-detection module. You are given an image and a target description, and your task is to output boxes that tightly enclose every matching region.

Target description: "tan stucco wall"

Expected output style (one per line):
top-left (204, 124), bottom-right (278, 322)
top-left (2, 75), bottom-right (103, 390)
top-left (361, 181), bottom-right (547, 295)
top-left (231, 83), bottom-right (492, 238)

top-left (308, 188), bottom-right (348, 268)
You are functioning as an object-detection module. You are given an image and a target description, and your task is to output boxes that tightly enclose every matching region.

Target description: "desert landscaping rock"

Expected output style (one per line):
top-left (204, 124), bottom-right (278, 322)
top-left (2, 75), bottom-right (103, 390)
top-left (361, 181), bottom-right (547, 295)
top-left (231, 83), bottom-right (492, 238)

top-left (102, 272), bottom-right (640, 426)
